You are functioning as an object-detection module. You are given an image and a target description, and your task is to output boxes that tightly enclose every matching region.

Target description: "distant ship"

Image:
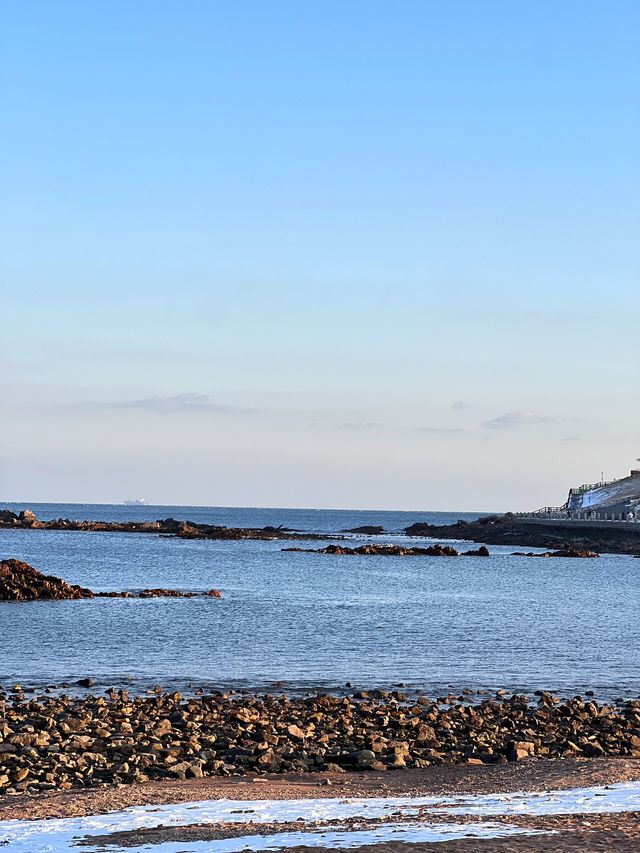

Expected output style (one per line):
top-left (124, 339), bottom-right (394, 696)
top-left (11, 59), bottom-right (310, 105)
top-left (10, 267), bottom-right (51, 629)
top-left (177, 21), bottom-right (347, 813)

top-left (124, 498), bottom-right (146, 506)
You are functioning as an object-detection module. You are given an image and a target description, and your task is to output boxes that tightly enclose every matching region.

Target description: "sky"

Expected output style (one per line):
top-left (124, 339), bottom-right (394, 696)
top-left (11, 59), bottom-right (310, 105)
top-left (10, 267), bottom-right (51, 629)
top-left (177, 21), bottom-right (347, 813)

top-left (1, 0), bottom-right (639, 510)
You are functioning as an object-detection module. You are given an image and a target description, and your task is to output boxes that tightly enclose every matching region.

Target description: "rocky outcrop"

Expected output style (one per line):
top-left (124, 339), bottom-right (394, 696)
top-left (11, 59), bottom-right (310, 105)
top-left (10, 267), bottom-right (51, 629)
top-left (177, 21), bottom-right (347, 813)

top-left (405, 515), bottom-right (640, 556)
top-left (136, 588), bottom-right (223, 598)
top-left (284, 543), bottom-right (489, 557)
top-left (0, 560), bottom-right (94, 601)
top-left (0, 688), bottom-right (639, 795)
top-left (0, 510), bottom-right (38, 526)
top-left (342, 525), bottom-right (385, 535)
top-left (512, 549), bottom-right (599, 558)
top-left (0, 511), bottom-right (339, 541)
top-left (175, 523), bottom-right (329, 541)
top-left (0, 560), bottom-right (222, 602)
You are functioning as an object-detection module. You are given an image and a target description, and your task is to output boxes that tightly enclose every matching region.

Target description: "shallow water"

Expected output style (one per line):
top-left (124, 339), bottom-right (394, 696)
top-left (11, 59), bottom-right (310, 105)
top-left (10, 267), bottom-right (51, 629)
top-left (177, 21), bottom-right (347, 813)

top-left (1, 503), bottom-right (639, 697)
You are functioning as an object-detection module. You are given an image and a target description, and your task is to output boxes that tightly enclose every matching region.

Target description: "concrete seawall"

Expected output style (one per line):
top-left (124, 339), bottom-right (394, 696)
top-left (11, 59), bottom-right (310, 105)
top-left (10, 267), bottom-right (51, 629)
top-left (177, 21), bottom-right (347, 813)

top-left (517, 518), bottom-right (639, 532)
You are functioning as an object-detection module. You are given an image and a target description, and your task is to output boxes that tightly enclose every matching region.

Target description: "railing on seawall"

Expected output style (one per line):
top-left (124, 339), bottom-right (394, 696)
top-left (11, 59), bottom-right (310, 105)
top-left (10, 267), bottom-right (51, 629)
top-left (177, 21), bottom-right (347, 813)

top-left (514, 508), bottom-right (568, 520)
top-left (514, 509), bottom-right (639, 524)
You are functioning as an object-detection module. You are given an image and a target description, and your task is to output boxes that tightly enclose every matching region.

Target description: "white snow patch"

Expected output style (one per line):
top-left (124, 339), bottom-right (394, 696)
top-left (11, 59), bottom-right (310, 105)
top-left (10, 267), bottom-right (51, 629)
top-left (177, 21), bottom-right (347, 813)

top-left (0, 820), bottom-right (542, 853)
top-left (0, 781), bottom-right (638, 852)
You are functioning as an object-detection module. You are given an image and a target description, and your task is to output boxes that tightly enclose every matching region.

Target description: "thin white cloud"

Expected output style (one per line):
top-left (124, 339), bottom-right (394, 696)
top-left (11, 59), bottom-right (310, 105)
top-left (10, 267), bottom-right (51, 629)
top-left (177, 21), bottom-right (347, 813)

top-left (482, 411), bottom-right (556, 430)
top-left (335, 422), bottom-right (383, 431)
top-left (418, 426), bottom-right (467, 434)
top-left (451, 401), bottom-right (474, 411)
top-left (92, 394), bottom-right (255, 415)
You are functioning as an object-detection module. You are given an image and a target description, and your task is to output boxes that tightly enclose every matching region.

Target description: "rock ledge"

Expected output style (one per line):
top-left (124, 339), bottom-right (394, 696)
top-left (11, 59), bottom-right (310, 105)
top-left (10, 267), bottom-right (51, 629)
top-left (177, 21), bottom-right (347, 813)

top-left (0, 560), bottom-right (222, 602)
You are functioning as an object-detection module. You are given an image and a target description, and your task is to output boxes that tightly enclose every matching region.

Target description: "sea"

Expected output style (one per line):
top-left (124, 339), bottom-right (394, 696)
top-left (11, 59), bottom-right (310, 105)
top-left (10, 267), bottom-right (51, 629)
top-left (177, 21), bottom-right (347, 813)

top-left (1, 502), bottom-right (638, 700)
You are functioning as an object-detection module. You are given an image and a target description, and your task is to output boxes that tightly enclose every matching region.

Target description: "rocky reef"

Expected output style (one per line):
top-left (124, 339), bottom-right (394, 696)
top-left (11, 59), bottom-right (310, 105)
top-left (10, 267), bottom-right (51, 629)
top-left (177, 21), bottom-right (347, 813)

top-left (285, 544), bottom-right (600, 558)
top-left (341, 525), bottom-right (385, 534)
top-left (512, 549), bottom-right (599, 558)
top-left (405, 514), bottom-right (640, 556)
top-left (0, 560), bottom-right (221, 602)
top-left (0, 688), bottom-right (639, 796)
top-left (0, 510), bottom-right (338, 541)
top-left (284, 544), bottom-right (490, 556)
top-left (0, 560), bottom-right (94, 601)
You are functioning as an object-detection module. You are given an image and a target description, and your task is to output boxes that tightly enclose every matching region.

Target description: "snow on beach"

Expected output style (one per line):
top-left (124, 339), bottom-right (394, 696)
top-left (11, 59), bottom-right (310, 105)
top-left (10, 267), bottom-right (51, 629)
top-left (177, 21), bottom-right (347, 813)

top-left (1, 781), bottom-right (640, 852)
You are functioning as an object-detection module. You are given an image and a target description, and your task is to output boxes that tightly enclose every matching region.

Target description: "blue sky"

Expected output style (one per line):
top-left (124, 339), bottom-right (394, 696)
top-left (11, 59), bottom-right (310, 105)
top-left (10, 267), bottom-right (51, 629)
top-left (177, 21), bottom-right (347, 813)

top-left (2, 1), bottom-right (638, 509)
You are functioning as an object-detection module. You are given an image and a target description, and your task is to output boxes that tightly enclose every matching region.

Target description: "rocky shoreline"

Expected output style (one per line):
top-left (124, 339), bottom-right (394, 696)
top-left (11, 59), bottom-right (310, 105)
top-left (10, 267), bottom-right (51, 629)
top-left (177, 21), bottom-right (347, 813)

top-left (284, 543), bottom-right (475, 556)
top-left (1, 687), bottom-right (639, 798)
top-left (0, 510), bottom-right (340, 541)
top-left (0, 560), bottom-right (222, 602)
top-left (2, 508), bottom-right (638, 555)
top-left (404, 514), bottom-right (640, 556)
top-left (284, 544), bottom-right (599, 558)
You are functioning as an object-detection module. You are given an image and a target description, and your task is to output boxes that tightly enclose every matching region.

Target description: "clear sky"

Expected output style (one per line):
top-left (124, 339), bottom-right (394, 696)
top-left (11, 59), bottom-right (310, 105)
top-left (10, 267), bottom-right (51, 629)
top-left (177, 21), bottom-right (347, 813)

top-left (2, 1), bottom-right (638, 510)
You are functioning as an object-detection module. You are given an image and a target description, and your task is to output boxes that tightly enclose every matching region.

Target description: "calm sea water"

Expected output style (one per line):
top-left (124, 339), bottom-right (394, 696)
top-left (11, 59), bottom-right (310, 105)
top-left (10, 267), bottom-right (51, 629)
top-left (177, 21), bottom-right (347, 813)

top-left (1, 503), bottom-right (639, 699)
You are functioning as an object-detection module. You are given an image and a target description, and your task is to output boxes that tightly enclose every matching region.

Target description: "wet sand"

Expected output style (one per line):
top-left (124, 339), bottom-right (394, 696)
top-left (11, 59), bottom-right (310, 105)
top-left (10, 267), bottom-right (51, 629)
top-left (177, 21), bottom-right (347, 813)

top-left (284, 821), bottom-right (640, 853)
top-left (81, 814), bottom-right (640, 853)
top-left (3, 759), bottom-right (640, 851)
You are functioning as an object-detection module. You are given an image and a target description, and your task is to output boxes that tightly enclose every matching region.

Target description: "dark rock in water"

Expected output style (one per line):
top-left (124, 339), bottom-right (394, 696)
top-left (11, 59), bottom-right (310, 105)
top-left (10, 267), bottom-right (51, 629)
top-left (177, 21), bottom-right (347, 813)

top-left (462, 546), bottom-right (490, 556)
top-left (284, 543), bottom-right (462, 557)
top-left (136, 588), bottom-right (223, 598)
top-left (0, 559), bottom-right (94, 601)
top-left (547, 548), bottom-right (599, 558)
top-left (0, 510), bottom-right (340, 542)
top-left (404, 514), bottom-right (639, 555)
top-left (176, 524), bottom-right (327, 541)
top-left (155, 517), bottom-right (189, 533)
top-left (342, 525), bottom-right (385, 535)
top-left (511, 549), bottom-right (599, 558)
top-left (137, 588), bottom-right (192, 599)
top-left (0, 560), bottom-right (223, 602)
